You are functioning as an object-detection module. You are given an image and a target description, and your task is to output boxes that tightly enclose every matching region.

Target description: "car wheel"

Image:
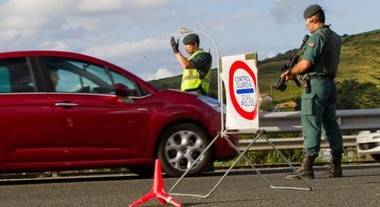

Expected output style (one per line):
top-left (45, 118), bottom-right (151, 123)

top-left (158, 123), bottom-right (212, 177)
top-left (371, 154), bottom-right (380, 161)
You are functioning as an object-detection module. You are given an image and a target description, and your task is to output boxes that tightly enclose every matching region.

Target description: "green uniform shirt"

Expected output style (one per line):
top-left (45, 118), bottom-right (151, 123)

top-left (301, 30), bottom-right (324, 65)
top-left (300, 26), bottom-right (342, 76)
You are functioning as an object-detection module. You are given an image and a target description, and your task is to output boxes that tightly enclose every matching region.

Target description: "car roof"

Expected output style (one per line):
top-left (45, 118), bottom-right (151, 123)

top-left (0, 50), bottom-right (158, 93)
top-left (0, 50), bottom-right (110, 66)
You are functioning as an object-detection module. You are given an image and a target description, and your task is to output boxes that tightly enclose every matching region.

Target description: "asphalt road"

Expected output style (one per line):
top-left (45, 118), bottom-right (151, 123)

top-left (0, 165), bottom-right (379, 207)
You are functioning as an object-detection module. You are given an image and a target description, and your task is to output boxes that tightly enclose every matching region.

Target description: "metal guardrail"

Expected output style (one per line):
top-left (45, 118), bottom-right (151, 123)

top-left (239, 109), bottom-right (380, 150)
top-left (239, 135), bottom-right (356, 151)
top-left (258, 109), bottom-right (380, 132)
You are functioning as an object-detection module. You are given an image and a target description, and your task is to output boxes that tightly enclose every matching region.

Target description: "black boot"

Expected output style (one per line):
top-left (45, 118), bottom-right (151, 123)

top-left (285, 155), bottom-right (316, 179)
top-left (327, 156), bottom-right (342, 178)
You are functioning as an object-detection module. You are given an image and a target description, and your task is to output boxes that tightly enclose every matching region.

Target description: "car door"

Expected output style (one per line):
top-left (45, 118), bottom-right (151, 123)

top-left (39, 56), bottom-right (153, 163)
top-left (0, 57), bottom-right (66, 169)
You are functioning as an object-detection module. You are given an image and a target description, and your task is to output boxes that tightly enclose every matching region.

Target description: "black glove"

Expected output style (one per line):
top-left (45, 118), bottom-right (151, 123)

top-left (170, 36), bottom-right (179, 54)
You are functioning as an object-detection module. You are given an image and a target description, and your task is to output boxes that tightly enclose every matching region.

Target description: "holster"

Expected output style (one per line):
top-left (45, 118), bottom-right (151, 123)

top-left (303, 75), bottom-right (311, 94)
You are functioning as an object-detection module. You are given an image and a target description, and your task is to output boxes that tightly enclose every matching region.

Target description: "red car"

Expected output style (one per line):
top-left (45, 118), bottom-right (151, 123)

top-left (0, 50), bottom-right (238, 177)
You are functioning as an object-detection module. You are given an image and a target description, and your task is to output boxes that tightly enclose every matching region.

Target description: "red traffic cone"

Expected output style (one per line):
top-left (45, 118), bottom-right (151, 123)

top-left (129, 159), bottom-right (183, 207)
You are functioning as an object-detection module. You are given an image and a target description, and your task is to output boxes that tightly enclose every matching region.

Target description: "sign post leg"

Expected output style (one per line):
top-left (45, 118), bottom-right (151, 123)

top-left (169, 129), bottom-right (312, 199)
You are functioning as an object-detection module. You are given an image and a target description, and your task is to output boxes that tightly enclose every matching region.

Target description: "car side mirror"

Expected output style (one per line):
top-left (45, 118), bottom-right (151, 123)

top-left (114, 83), bottom-right (130, 97)
top-left (114, 83), bottom-right (137, 97)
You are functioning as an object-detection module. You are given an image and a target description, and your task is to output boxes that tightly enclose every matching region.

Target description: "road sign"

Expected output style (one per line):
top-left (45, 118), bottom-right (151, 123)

top-left (222, 53), bottom-right (259, 131)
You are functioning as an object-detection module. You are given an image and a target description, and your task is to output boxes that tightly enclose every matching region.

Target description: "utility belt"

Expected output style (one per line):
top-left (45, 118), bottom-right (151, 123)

top-left (302, 73), bottom-right (335, 94)
top-left (309, 74), bottom-right (335, 80)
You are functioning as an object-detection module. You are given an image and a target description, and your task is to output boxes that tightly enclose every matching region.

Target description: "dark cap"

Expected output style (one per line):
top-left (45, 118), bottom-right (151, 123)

top-left (183, 33), bottom-right (199, 45)
top-left (303, 4), bottom-right (323, 19)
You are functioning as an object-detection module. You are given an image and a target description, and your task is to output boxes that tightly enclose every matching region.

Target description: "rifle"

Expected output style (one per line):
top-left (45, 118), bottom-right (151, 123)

top-left (273, 35), bottom-right (309, 91)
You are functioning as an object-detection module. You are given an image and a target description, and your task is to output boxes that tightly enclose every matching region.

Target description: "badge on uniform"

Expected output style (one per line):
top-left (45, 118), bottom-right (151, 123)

top-left (307, 42), bottom-right (315, 48)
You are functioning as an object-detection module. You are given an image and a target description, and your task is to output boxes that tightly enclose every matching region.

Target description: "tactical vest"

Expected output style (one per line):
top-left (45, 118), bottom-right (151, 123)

top-left (310, 26), bottom-right (342, 77)
top-left (181, 49), bottom-right (211, 93)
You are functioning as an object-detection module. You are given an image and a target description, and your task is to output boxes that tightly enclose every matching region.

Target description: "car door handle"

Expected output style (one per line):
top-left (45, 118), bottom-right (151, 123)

top-left (137, 108), bottom-right (148, 111)
top-left (55, 102), bottom-right (79, 107)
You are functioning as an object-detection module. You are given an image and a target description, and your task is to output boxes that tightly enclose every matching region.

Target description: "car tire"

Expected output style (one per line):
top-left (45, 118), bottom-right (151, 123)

top-left (158, 123), bottom-right (212, 177)
top-left (371, 154), bottom-right (380, 161)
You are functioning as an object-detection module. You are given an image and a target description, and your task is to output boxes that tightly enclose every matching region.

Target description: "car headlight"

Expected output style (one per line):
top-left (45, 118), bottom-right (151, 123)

top-left (197, 95), bottom-right (225, 113)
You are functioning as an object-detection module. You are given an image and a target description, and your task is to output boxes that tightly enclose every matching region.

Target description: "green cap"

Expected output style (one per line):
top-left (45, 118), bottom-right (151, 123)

top-left (304, 4), bottom-right (322, 19)
top-left (183, 33), bottom-right (199, 45)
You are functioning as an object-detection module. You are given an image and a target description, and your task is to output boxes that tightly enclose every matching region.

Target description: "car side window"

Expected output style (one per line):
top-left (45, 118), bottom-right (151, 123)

top-left (44, 57), bottom-right (115, 94)
top-left (0, 58), bottom-right (36, 93)
top-left (110, 71), bottom-right (143, 95)
top-left (43, 57), bottom-right (145, 96)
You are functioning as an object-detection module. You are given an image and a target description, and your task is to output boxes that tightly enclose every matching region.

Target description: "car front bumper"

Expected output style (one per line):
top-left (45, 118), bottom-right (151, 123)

top-left (357, 132), bottom-right (380, 155)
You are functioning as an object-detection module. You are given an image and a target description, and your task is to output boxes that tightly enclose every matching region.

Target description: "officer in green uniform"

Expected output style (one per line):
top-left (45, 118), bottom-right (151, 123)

top-left (282, 4), bottom-right (343, 179)
top-left (170, 33), bottom-right (212, 95)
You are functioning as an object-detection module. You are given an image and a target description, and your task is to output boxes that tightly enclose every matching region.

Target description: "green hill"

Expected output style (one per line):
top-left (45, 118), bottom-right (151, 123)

top-left (149, 29), bottom-right (380, 105)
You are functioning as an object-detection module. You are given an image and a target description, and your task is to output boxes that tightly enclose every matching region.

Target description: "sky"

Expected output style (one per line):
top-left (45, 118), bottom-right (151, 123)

top-left (0, 0), bottom-right (379, 81)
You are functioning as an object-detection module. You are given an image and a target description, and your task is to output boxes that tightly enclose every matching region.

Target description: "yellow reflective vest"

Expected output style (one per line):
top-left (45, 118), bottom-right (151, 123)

top-left (181, 49), bottom-right (211, 93)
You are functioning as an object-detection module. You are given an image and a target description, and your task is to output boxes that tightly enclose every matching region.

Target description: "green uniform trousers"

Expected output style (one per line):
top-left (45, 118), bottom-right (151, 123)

top-left (301, 77), bottom-right (343, 157)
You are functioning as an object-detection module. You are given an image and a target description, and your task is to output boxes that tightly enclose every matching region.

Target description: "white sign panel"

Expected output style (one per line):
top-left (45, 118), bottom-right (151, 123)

top-left (221, 53), bottom-right (259, 131)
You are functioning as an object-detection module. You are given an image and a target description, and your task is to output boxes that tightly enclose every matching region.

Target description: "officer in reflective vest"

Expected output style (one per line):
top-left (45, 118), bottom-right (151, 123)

top-left (170, 33), bottom-right (212, 95)
top-left (281, 4), bottom-right (343, 179)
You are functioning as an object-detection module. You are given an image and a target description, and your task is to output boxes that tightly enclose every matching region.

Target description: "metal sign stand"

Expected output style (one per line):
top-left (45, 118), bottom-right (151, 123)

top-left (168, 54), bottom-right (312, 199)
top-left (169, 129), bottom-right (312, 199)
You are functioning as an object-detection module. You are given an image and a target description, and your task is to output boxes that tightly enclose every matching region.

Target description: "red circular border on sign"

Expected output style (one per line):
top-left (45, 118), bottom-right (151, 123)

top-left (228, 60), bottom-right (257, 120)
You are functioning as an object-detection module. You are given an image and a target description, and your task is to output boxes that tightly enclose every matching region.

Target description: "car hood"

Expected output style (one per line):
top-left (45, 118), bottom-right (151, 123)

top-left (157, 89), bottom-right (198, 102)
